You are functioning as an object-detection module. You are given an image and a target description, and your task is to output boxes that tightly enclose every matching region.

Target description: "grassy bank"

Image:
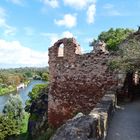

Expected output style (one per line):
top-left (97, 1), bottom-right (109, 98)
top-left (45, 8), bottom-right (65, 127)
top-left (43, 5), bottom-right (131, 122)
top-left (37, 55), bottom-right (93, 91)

top-left (0, 86), bottom-right (16, 96)
top-left (21, 112), bottom-right (30, 133)
top-left (0, 80), bottom-right (31, 96)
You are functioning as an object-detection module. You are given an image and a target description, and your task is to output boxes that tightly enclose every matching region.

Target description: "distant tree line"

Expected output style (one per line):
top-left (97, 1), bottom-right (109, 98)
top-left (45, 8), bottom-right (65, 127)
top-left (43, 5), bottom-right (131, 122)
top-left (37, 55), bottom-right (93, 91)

top-left (0, 67), bottom-right (49, 95)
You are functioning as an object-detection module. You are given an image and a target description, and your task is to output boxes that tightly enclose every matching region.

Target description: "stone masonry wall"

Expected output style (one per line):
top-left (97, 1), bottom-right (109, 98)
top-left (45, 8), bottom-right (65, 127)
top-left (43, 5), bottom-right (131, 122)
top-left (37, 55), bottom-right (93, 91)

top-left (51, 90), bottom-right (117, 140)
top-left (48, 38), bottom-right (117, 127)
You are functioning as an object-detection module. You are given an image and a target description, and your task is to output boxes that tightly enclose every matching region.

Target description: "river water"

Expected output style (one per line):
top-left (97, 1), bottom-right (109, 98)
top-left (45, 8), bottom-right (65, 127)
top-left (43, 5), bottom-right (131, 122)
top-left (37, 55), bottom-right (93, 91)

top-left (0, 80), bottom-right (47, 112)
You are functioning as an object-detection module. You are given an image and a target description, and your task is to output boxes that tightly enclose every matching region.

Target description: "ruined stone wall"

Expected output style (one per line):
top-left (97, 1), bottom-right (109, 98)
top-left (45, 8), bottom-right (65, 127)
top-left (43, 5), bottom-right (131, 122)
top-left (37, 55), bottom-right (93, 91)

top-left (48, 38), bottom-right (117, 127)
top-left (51, 90), bottom-right (117, 140)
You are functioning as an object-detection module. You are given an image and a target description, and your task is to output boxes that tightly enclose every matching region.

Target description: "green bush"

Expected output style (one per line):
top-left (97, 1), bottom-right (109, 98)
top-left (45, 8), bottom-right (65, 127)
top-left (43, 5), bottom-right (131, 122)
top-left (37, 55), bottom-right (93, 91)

top-left (0, 114), bottom-right (20, 140)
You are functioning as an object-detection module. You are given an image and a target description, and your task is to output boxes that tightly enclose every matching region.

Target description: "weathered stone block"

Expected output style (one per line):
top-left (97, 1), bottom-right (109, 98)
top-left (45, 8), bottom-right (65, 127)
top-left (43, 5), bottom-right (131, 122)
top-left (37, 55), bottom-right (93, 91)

top-left (51, 115), bottom-right (98, 140)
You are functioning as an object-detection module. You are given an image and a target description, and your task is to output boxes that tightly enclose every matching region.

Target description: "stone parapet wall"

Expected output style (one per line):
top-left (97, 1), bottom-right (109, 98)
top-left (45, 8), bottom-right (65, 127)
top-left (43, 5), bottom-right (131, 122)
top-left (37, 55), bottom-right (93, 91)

top-left (51, 90), bottom-right (116, 140)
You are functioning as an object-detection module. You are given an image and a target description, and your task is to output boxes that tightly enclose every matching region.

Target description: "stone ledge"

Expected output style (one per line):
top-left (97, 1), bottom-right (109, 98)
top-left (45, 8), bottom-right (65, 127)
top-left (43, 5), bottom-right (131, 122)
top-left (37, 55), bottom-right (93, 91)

top-left (89, 93), bottom-right (116, 140)
top-left (51, 90), bottom-right (116, 140)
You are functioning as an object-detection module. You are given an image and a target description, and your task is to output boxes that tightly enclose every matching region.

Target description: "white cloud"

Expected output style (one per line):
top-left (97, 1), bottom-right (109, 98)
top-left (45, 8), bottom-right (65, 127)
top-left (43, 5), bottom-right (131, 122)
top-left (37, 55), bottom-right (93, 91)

top-left (40, 0), bottom-right (59, 8)
top-left (63, 0), bottom-right (97, 24)
top-left (6, 0), bottom-right (24, 5)
top-left (4, 26), bottom-right (17, 35)
top-left (63, 0), bottom-right (87, 9)
top-left (63, 0), bottom-right (96, 10)
top-left (41, 31), bottom-right (74, 45)
top-left (87, 4), bottom-right (96, 24)
top-left (40, 33), bottom-right (58, 45)
top-left (54, 14), bottom-right (77, 28)
top-left (0, 39), bottom-right (48, 67)
top-left (0, 7), bottom-right (16, 35)
top-left (62, 31), bottom-right (74, 38)
top-left (103, 3), bottom-right (121, 16)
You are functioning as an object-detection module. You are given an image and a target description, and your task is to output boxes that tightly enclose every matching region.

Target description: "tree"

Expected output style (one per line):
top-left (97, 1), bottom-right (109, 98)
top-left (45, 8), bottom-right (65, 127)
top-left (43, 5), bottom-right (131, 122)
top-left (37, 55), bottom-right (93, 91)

top-left (110, 38), bottom-right (140, 71)
top-left (42, 72), bottom-right (49, 81)
top-left (25, 71), bottom-right (32, 78)
top-left (91, 28), bottom-right (134, 51)
top-left (107, 27), bottom-right (140, 73)
top-left (3, 95), bottom-right (24, 122)
top-left (7, 75), bottom-right (21, 86)
top-left (0, 95), bottom-right (24, 139)
top-left (0, 114), bottom-right (20, 140)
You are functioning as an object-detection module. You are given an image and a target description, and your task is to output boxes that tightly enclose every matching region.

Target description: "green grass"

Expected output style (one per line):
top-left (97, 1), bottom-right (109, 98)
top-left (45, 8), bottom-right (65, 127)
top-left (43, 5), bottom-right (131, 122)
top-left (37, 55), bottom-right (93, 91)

top-left (20, 112), bottom-right (30, 133)
top-left (0, 86), bottom-right (16, 96)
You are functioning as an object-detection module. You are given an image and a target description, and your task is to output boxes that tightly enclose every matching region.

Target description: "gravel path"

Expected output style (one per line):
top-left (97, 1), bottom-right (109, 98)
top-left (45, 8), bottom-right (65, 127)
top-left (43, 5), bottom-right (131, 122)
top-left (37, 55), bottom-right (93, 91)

top-left (107, 98), bottom-right (140, 140)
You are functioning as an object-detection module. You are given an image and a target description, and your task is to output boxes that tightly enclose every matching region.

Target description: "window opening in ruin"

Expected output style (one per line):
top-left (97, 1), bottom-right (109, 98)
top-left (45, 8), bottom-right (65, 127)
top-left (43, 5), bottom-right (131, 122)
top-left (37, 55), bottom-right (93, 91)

top-left (75, 45), bottom-right (82, 54)
top-left (58, 43), bottom-right (64, 57)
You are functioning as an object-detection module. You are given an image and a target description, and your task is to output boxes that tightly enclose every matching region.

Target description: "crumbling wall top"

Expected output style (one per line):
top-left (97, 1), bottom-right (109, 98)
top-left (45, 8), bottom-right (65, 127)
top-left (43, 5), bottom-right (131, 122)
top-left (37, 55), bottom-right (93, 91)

top-left (93, 40), bottom-right (109, 54)
top-left (49, 38), bottom-right (81, 61)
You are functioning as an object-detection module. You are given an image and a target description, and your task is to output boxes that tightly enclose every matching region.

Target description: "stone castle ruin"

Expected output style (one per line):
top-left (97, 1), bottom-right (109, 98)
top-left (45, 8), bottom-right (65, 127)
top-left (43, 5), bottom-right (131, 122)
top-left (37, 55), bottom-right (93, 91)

top-left (93, 40), bottom-right (109, 54)
top-left (48, 38), bottom-right (117, 127)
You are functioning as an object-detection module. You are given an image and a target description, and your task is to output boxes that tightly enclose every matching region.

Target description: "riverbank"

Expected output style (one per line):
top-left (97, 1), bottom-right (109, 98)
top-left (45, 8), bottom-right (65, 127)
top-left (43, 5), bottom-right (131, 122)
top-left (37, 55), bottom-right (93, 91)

top-left (0, 86), bottom-right (16, 96)
top-left (0, 80), bottom-right (48, 113)
top-left (0, 80), bottom-right (30, 96)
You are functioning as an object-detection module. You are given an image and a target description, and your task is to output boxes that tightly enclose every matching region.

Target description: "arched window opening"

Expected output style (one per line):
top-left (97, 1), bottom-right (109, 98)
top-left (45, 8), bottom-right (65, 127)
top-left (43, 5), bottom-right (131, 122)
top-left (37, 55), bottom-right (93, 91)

top-left (58, 43), bottom-right (64, 57)
top-left (75, 45), bottom-right (82, 55)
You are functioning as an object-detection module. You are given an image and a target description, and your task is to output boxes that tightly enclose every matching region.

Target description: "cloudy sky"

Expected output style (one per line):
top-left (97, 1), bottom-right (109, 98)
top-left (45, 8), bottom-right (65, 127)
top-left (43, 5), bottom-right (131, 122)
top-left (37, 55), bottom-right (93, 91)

top-left (0, 0), bottom-right (140, 68)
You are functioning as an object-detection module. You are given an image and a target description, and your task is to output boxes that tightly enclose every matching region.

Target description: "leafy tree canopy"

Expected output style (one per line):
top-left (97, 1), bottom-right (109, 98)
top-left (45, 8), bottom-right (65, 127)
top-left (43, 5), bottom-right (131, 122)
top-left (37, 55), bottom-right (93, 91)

top-left (0, 95), bottom-right (25, 139)
top-left (25, 84), bottom-right (48, 112)
top-left (0, 114), bottom-right (20, 140)
top-left (91, 28), bottom-right (134, 51)
top-left (109, 37), bottom-right (140, 72)
top-left (3, 95), bottom-right (24, 121)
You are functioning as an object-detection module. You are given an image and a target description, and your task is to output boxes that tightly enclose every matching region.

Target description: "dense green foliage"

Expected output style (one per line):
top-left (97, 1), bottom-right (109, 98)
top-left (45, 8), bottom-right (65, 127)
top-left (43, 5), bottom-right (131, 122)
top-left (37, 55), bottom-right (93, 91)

top-left (0, 95), bottom-right (28, 140)
top-left (0, 67), bottom-right (49, 139)
top-left (91, 28), bottom-right (134, 51)
top-left (3, 95), bottom-right (24, 121)
top-left (0, 85), bottom-right (15, 96)
top-left (0, 112), bottom-right (29, 140)
top-left (25, 84), bottom-right (48, 112)
top-left (0, 67), bottom-right (49, 95)
top-left (109, 37), bottom-right (140, 71)
top-left (20, 112), bottom-right (30, 134)
top-left (0, 114), bottom-right (20, 139)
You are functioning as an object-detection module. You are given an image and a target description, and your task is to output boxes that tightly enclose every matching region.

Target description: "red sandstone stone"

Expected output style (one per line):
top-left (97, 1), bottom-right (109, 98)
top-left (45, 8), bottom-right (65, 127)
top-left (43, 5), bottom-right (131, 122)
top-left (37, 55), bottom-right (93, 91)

top-left (48, 38), bottom-right (117, 127)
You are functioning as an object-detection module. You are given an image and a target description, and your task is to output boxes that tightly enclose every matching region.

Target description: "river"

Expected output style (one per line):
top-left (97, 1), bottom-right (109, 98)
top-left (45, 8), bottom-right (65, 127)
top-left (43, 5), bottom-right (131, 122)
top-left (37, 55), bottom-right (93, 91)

top-left (0, 80), bottom-right (47, 112)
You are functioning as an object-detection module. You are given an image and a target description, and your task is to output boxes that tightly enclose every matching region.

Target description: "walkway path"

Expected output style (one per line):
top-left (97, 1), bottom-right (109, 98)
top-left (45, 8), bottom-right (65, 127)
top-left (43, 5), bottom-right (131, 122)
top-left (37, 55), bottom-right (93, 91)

top-left (107, 98), bottom-right (140, 140)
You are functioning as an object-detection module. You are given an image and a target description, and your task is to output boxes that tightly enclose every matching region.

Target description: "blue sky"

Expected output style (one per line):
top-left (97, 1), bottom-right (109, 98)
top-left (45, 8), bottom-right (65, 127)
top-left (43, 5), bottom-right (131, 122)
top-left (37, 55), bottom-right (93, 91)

top-left (0, 0), bottom-right (139, 68)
